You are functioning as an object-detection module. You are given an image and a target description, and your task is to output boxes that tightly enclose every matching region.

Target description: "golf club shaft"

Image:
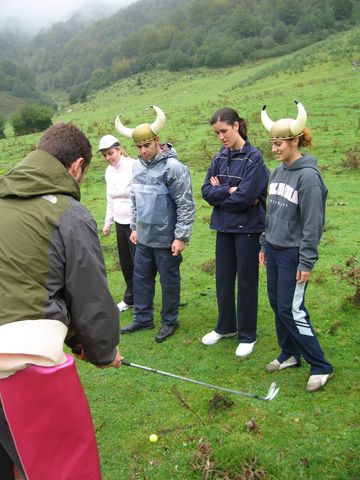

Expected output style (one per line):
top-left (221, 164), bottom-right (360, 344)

top-left (121, 359), bottom-right (276, 401)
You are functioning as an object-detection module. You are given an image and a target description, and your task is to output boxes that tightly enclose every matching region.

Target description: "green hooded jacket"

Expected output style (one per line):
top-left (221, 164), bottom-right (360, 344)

top-left (0, 150), bottom-right (119, 365)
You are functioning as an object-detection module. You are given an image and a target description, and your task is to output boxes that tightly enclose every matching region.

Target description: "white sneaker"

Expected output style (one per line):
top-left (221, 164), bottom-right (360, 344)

top-left (117, 301), bottom-right (132, 312)
top-left (201, 330), bottom-right (237, 346)
top-left (265, 356), bottom-right (300, 372)
top-left (306, 372), bottom-right (333, 392)
top-left (235, 341), bottom-right (256, 358)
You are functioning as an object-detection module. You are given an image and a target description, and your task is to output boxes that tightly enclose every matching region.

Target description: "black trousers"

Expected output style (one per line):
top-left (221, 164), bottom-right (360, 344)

top-left (115, 223), bottom-right (135, 305)
top-left (0, 400), bottom-right (26, 480)
top-left (214, 232), bottom-right (260, 343)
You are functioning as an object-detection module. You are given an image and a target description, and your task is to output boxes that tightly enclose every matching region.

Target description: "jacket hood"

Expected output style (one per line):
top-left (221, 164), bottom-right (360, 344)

top-left (284, 153), bottom-right (318, 171)
top-left (139, 150), bottom-right (173, 168)
top-left (0, 150), bottom-right (80, 200)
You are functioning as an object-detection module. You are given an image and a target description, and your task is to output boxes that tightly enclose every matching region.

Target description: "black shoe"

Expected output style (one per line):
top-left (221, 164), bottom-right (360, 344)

top-left (121, 321), bottom-right (154, 333)
top-left (155, 323), bottom-right (179, 342)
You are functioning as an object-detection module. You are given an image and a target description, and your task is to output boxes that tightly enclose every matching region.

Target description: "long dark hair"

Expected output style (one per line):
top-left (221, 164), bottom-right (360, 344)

top-left (210, 107), bottom-right (247, 139)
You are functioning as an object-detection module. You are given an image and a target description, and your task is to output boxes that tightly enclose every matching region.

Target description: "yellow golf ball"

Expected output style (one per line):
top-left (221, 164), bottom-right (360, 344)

top-left (149, 434), bottom-right (158, 443)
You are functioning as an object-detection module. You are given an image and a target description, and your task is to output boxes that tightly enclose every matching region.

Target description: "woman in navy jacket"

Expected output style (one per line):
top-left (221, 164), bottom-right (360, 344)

top-left (201, 107), bottom-right (269, 357)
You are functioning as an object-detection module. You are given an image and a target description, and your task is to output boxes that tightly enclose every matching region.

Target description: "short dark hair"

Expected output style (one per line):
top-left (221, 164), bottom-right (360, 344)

top-left (210, 107), bottom-right (247, 139)
top-left (37, 123), bottom-right (92, 169)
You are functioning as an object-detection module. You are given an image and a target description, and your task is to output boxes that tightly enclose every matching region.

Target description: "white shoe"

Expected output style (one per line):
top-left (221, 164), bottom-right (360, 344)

top-left (235, 341), bottom-right (256, 358)
top-left (265, 356), bottom-right (300, 372)
top-left (306, 372), bottom-right (333, 392)
top-left (201, 330), bottom-right (237, 346)
top-left (117, 301), bottom-right (132, 312)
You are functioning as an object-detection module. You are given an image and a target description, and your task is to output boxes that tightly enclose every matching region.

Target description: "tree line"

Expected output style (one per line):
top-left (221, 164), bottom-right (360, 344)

top-left (0, 0), bottom-right (358, 110)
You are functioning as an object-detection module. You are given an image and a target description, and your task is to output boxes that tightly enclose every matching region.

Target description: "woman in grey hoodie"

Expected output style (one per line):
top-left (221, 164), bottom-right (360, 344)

top-left (259, 101), bottom-right (333, 393)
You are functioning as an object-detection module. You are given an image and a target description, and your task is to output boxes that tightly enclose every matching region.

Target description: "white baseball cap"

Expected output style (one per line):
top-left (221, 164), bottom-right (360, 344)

top-left (98, 135), bottom-right (121, 151)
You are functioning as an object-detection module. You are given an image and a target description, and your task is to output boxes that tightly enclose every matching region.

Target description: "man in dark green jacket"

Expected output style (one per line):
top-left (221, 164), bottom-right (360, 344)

top-left (0, 123), bottom-right (121, 479)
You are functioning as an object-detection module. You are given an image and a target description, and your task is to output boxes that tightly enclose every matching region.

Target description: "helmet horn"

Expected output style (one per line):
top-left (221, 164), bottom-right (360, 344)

top-left (115, 115), bottom-right (134, 139)
top-left (150, 105), bottom-right (166, 135)
top-left (290, 100), bottom-right (307, 136)
top-left (261, 105), bottom-right (274, 132)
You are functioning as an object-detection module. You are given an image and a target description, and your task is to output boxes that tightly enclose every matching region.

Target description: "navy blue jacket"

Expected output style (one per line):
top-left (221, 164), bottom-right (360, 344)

top-left (201, 140), bottom-right (269, 233)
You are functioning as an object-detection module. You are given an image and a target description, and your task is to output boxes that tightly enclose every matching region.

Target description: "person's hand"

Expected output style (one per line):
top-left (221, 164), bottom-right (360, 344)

top-left (97, 347), bottom-right (123, 369)
top-left (171, 239), bottom-right (185, 256)
top-left (72, 344), bottom-right (88, 361)
top-left (296, 269), bottom-right (311, 284)
top-left (259, 251), bottom-right (267, 266)
top-left (130, 230), bottom-right (138, 245)
top-left (103, 226), bottom-right (111, 236)
top-left (210, 176), bottom-right (220, 187)
top-left (108, 347), bottom-right (123, 369)
top-left (229, 186), bottom-right (237, 193)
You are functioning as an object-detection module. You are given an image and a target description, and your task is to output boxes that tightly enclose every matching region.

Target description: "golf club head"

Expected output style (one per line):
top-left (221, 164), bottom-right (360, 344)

top-left (265, 382), bottom-right (279, 401)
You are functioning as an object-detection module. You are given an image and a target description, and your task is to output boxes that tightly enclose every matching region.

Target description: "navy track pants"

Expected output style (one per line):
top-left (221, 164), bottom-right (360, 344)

top-left (266, 244), bottom-right (332, 375)
top-left (133, 243), bottom-right (182, 327)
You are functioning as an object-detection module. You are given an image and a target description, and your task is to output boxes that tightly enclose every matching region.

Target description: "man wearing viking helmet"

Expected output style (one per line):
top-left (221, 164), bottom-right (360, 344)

top-left (115, 106), bottom-right (195, 342)
top-left (259, 100), bottom-right (333, 393)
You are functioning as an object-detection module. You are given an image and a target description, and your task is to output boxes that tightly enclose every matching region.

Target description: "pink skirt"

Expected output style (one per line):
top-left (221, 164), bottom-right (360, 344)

top-left (0, 354), bottom-right (101, 480)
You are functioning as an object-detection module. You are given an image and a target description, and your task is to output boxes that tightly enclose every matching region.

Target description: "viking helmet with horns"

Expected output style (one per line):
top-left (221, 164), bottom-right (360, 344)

top-left (115, 105), bottom-right (166, 145)
top-left (261, 100), bottom-right (307, 140)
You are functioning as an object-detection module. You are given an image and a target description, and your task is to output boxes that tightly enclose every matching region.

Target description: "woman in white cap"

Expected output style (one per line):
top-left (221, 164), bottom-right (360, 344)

top-left (259, 100), bottom-right (333, 392)
top-left (98, 134), bottom-right (136, 312)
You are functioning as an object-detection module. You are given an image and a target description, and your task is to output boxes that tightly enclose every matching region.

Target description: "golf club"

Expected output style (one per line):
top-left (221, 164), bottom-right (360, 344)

top-left (121, 359), bottom-right (279, 401)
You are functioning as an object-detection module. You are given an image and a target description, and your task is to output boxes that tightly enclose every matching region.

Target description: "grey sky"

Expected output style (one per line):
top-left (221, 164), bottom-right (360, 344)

top-left (1, 0), bottom-right (136, 34)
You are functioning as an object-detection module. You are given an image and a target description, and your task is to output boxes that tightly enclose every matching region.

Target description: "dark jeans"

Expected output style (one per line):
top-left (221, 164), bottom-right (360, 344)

top-left (133, 243), bottom-right (182, 326)
top-left (215, 232), bottom-right (260, 343)
top-left (0, 400), bottom-right (26, 480)
top-left (115, 223), bottom-right (135, 305)
top-left (266, 244), bottom-right (332, 375)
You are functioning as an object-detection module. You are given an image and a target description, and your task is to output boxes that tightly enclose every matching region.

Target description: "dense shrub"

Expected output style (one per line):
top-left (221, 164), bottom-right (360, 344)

top-left (11, 104), bottom-right (53, 136)
top-left (69, 84), bottom-right (89, 105)
top-left (167, 51), bottom-right (192, 71)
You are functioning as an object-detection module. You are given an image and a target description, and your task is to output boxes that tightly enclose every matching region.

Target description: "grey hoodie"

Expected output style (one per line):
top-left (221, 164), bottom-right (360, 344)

top-left (261, 154), bottom-right (327, 272)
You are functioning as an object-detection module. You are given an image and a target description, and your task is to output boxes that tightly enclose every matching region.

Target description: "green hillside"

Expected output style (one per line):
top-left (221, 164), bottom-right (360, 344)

top-left (51, 26), bottom-right (360, 172)
top-left (0, 26), bottom-right (359, 480)
top-left (29, 0), bottom-right (359, 95)
top-left (0, 0), bottom-right (359, 114)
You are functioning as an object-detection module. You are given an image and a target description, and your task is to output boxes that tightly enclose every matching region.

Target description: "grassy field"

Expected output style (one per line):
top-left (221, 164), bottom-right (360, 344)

top-left (0, 27), bottom-right (359, 480)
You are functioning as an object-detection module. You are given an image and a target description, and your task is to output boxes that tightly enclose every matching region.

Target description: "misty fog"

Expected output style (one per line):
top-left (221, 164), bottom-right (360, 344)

top-left (0, 0), bottom-right (137, 35)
